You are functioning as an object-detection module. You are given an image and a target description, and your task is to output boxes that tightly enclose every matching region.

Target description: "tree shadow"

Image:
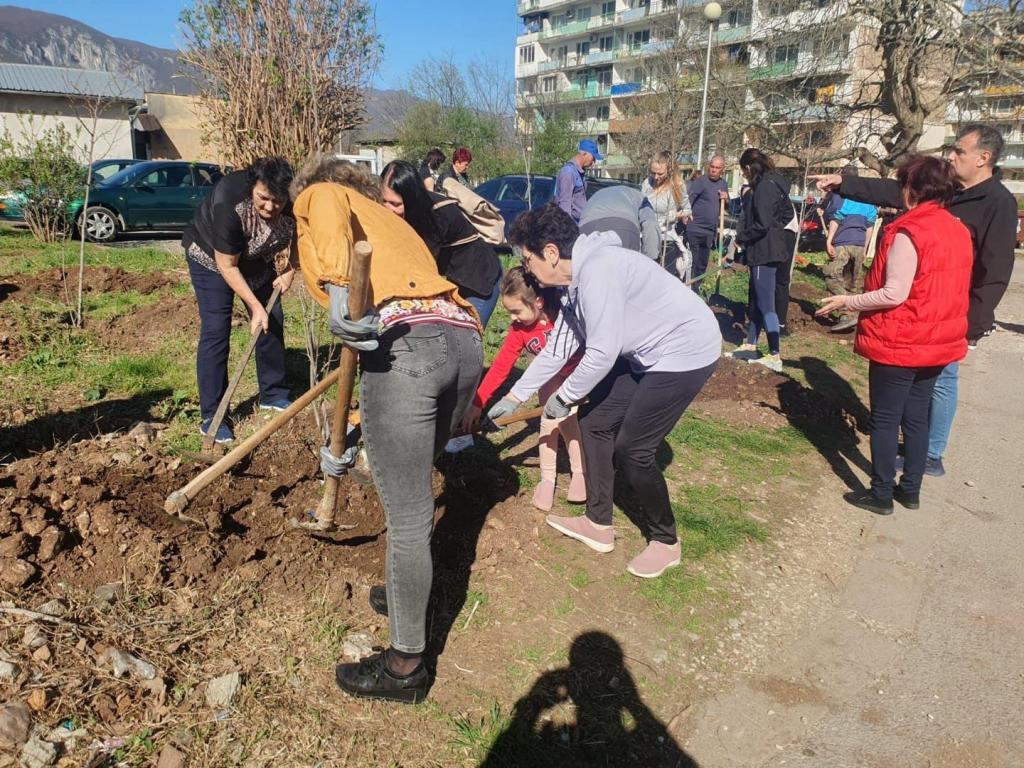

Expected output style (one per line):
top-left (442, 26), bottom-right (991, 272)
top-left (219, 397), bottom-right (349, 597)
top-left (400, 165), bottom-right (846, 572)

top-left (774, 356), bottom-right (870, 490)
top-left (0, 389), bottom-right (173, 461)
top-left (479, 631), bottom-right (700, 768)
top-left (425, 439), bottom-right (520, 665)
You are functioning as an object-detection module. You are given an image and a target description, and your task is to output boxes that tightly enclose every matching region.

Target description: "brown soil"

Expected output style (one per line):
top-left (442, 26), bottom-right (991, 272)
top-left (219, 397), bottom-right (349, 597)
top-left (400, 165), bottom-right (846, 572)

top-left (0, 418), bottom-right (389, 596)
top-left (99, 293), bottom-right (199, 351)
top-left (787, 281), bottom-right (836, 336)
top-left (0, 266), bottom-right (179, 300)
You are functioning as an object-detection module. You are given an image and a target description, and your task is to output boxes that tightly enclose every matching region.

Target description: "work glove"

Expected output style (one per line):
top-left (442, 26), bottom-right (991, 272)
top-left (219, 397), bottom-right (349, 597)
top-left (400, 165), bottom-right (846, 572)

top-left (327, 284), bottom-right (379, 351)
top-left (543, 391), bottom-right (573, 420)
top-left (319, 423), bottom-right (359, 478)
top-left (483, 397), bottom-right (519, 431)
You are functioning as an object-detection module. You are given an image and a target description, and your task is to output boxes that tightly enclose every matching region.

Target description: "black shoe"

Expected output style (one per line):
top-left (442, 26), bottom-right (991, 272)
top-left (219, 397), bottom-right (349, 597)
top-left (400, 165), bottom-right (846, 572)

top-left (843, 489), bottom-right (894, 515)
top-left (924, 456), bottom-right (945, 477)
top-left (893, 486), bottom-right (920, 510)
top-left (335, 651), bottom-right (428, 704)
top-left (369, 584), bottom-right (388, 616)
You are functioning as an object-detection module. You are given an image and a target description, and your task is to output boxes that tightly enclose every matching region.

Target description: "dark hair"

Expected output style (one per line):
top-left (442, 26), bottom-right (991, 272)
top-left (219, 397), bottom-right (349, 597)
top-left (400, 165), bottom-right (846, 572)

top-left (423, 148), bottom-right (445, 172)
top-left (500, 265), bottom-right (561, 318)
top-left (841, 164), bottom-right (859, 177)
top-left (738, 148), bottom-right (775, 186)
top-left (453, 147), bottom-right (473, 164)
top-left (956, 123), bottom-right (1004, 166)
top-left (895, 154), bottom-right (959, 206)
top-left (381, 159), bottom-right (441, 247)
top-left (247, 156), bottom-right (293, 202)
top-left (508, 202), bottom-right (579, 260)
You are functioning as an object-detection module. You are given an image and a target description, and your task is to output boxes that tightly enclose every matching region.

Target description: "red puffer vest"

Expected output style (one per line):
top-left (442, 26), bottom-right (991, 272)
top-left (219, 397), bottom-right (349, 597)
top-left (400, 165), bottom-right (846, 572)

top-left (855, 201), bottom-right (972, 367)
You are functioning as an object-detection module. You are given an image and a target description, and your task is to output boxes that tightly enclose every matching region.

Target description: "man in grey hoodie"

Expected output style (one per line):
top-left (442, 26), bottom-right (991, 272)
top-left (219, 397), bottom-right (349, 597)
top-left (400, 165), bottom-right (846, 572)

top-left (486, 203), bottom-right (722, 579)
top-left (578, 184), bottom-right (661, 261)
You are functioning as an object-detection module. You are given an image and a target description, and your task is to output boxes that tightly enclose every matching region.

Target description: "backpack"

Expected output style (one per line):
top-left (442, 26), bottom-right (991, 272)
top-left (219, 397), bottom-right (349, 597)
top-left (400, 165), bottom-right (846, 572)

top-left (438, 177), bottom-right (506, 246)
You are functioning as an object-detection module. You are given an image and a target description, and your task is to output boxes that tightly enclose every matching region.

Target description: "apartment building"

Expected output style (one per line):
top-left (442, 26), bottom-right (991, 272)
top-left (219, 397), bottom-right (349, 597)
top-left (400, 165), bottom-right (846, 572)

top-left (514, 0), bottom-right (941, 184)
top-left (947, 72), bottom-right (1024, 194)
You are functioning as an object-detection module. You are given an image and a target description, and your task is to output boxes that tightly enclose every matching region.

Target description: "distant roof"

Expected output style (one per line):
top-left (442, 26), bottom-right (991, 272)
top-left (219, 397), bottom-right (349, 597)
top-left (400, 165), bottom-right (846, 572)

top-left (0, 63), bottom-right (144, 101)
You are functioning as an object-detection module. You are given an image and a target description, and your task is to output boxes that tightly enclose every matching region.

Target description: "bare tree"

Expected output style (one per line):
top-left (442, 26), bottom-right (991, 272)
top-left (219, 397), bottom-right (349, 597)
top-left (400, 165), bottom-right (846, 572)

top-left (179, 0), bottom-right (380, 167)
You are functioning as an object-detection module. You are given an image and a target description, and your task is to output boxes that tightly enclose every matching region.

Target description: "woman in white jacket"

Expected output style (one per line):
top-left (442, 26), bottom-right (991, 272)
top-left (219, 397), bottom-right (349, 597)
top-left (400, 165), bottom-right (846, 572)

top-left (640, 150), bottom-right (693, 280)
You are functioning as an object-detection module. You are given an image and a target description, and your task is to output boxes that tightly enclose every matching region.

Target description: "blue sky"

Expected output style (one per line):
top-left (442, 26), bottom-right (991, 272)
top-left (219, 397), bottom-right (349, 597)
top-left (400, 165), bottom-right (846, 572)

top-left (12, 0), bottom-right (517, 90)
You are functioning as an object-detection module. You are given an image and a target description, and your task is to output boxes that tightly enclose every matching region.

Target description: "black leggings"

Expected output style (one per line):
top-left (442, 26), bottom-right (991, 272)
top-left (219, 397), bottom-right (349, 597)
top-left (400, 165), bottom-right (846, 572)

top-left (746, 264), bottom-right (781, 354)
top-left (578, 359), bottom-right (718, 545)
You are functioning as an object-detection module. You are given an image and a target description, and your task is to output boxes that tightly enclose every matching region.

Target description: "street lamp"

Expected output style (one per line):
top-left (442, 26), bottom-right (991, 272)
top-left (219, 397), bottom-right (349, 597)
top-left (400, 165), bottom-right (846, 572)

top-left (696, 1), bottom-right (722, 172)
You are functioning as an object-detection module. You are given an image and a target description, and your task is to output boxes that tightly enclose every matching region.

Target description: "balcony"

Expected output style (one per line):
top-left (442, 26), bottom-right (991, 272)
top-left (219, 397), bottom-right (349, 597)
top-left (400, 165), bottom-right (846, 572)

top-left (618, 0), bottom-right (682, 24)
top-left (613, 40), bottom-right (675, 61)
top-left (747, 60), bottom-right (798, 81)
top-left (521, 83), bottom-right (613, 104)
top-left (717, 24), bottom-right (751, 43)
top-left (540, 13), bottom-right (616, 41)
top-left (542, 49), bottom-right (617, 72)
top-left (570, 119), bottom-right (611, 133)
top-left (518, 0), bottom-right (575, 14)
top-left (517, 61), bottom-right (539, 78)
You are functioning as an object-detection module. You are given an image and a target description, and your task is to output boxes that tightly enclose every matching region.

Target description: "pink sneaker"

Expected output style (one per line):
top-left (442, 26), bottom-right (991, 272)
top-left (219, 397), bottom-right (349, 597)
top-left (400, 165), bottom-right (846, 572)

top-left (626, 541), bottom-right (681, 578)
top-left (545, 514), bottom-right (614, 553)
top-left (532, 480), bottom-right (555, 511)
top-left (566, 473), bottom-right (587, 503)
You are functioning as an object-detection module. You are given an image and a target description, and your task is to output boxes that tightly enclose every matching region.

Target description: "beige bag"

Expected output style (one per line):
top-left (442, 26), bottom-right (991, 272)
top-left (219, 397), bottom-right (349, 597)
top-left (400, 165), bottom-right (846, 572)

top-left (439, 177), bottom-right (506, 246)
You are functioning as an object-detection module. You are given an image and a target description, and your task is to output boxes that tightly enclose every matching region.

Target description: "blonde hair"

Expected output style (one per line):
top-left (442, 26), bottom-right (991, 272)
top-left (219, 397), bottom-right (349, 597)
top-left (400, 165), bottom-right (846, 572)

top-left (290, 155), bottom-right (383, 203)
top-left (651, 149), bottom-right (684, 208)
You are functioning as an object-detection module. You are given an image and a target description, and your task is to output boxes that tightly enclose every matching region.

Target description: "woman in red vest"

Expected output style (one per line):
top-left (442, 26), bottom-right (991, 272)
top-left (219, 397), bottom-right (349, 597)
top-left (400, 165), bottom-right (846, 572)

top-left (816, 155), bottom-right (972, 515)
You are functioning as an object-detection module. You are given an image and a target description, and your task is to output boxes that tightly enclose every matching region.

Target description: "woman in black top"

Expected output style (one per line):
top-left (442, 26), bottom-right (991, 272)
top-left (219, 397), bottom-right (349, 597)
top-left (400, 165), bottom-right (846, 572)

top-left (732, 148), bottom-right (796, 373)
top-left (182, 156), bottom-right (298, 443)
top-left (380, 159), bottom-right (503, 327)
top-left (419, 148), bottom-right (445, 192)
top-left (434, 147), bottom-right (473, 194)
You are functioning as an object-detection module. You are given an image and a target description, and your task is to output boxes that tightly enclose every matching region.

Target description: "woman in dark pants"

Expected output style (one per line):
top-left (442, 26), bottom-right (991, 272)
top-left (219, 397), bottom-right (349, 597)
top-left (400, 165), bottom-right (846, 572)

top-left (380, 160), bottom-right (503, 327)
top-left (182, 157), bottom-right (297, 443)
top-left (816, 155), bottom-right (972, 514)
top-left (731, 148), bottom-right (796, 373)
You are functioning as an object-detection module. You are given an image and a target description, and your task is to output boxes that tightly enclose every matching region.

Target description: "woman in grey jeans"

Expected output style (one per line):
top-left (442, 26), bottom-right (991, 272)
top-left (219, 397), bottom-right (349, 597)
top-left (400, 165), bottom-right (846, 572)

top-left (291, 157), bottom-right (483, 704)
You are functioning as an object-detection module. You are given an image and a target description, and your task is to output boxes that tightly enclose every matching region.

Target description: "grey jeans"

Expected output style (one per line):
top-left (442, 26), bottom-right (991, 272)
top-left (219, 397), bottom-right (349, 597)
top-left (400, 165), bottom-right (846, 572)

top-left (360, 322), bottom-right (483, 654)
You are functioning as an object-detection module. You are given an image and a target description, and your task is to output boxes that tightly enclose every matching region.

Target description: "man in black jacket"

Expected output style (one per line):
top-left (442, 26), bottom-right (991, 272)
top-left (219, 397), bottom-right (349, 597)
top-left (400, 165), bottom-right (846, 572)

top-left (810, 124), bottom-right (1018, 477)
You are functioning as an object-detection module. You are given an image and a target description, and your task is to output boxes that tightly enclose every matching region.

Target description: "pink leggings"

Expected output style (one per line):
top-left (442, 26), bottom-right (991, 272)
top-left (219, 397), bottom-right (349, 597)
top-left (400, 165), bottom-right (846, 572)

top-left (538, 378), bottom-right (585, 483)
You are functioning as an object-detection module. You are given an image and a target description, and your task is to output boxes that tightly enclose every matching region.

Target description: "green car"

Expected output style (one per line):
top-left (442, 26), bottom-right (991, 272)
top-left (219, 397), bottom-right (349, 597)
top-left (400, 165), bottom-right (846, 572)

top-left (69, 160), bottom-right (225, 243)
top-left (0, 159), bottom-right (141, 224)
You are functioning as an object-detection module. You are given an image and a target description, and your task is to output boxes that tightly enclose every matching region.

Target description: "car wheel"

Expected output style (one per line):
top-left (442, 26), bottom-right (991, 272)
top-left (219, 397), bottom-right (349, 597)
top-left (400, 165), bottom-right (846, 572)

top-left (81, 206), bottom-right (119, 243)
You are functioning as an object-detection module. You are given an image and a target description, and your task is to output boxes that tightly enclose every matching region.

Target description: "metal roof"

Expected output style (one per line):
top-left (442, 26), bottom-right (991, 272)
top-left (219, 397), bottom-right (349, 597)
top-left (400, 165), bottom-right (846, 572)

top-left (0, 63), bottom-right (143, 101)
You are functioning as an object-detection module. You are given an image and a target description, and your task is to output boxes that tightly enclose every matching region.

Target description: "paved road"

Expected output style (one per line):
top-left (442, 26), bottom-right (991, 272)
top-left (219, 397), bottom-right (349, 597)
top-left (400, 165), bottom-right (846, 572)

top-left (683, 265), bottom-right (1024, 767)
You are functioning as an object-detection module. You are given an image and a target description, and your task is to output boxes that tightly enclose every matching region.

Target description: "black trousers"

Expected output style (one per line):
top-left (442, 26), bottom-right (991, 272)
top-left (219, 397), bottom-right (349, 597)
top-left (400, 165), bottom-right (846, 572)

top-left (187, 258), bottom-right (289, 421)
top-left (868, 361), bottom-right (944, 500)
top-left (578, 359), bottom-right (717, 545)
top-left (685, 230), bottom-right (714, 292)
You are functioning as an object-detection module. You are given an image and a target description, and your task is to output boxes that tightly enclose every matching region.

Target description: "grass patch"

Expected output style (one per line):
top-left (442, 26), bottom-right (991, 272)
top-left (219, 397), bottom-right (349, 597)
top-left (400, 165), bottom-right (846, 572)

top-left (80, 289), bottom-right (162, 320)
top-left (553, 595), bottom-right (575, 617)
top-left (0, 227), bottom-right (181, 274)
top-left (448, 702), bottom-right (510, 763)
top-left (668, 413), bottom-right (810, 480)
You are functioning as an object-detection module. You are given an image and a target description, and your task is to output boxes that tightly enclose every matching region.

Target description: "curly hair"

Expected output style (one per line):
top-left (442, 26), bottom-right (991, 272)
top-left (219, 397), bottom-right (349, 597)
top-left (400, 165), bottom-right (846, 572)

top-left (289, 155), bottom-right (383, 203)
top-left (507, 202), bottom-right (579, 260)
top-left (896, 154), bottom-right (960, 206)
top-left (246, 156), bottom-right (294, 202)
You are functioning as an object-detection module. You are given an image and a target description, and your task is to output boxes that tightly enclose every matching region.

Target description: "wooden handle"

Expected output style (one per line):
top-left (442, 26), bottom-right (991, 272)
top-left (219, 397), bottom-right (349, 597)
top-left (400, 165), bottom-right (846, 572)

top-left (314, 241), bottom-right (373, 526)
top-left (202, 285), bottom-right (282, 454)
top-left (165, 366), bottom-right (343, 517)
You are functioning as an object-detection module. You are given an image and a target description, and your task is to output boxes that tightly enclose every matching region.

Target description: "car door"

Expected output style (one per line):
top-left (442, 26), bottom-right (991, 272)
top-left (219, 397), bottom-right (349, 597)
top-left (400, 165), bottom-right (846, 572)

top-left (124, 164), bottom-right (195, 229)
top-left (191, 166), bottom-right (224, 217)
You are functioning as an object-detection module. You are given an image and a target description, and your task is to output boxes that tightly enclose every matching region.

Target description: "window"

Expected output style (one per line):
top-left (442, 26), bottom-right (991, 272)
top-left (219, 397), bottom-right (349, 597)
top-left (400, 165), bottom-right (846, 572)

top-left (519, 45), bottom-right (535, 64)
top-left (137, 165), bottom-right (192, 188)
top-left (576, 41), bottom-right (591, 57)
top-left (629, 29), bottom-right (651, 50)
top-left (602, 1), bottom-right (616, 18)
top-left (496, 178), bottom-right (529, 202)
top-left (728, 44), bottom-right (750, 65)
top-left (596, 67), bottom-right (613, 87)
top-left (194, 167), bottom-right (223, 187)
top-left (773, 44), bottom-right (799, 65)
top-left (543, 76), bottom-right (558, 93)
top-left (597, 105), bottom-right (610, 120)
top-left (727, 8), bottom-right (750, 26)
top-left (599, 35), bottom-right (614, 52)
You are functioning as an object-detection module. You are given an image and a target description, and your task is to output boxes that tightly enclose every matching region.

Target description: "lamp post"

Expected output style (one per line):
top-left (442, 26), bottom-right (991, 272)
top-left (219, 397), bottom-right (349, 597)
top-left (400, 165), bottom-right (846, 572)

top-left (696, 1), bottom-right (722, 171)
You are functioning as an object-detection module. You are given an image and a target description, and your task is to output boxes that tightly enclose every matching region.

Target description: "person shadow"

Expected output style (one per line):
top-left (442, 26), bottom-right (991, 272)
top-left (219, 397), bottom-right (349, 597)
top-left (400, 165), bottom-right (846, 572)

top-left (774, 356), bottom-right (871, 491)
top-left (478, 631), bottom-right (700, 768)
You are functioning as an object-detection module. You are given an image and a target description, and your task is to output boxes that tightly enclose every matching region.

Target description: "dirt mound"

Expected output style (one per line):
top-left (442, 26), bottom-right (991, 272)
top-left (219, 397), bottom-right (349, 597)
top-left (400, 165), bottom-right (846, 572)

top-left (700, 357), bottom-right (787, 406)
top-left (787, 281), bottom-right (836, 336)
top-left (0, 419), bottom-right (388, 596)
top-left (0, 266), bottom-right (178, 299)
top-left (99, 293), bottom-right (199, 351)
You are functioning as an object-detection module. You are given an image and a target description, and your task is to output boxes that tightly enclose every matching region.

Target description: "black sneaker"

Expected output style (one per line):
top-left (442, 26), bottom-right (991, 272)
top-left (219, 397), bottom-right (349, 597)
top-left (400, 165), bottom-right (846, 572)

top-left (924, 457), bottom-right (945, 477)
top-left (369, 584), bottom-right (388, 617)
top-left (893, 486), bottom-right (920, 510)
top-left (335, 651), bottom-right (428, 704)
top-left (843, 489), bottom-right (894, 515)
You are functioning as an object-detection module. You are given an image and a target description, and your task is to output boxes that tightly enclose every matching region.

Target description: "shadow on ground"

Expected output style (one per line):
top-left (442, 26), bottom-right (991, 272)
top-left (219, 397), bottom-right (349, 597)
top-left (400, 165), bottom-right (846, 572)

top-left (479, 631), bottom-right (699, 768)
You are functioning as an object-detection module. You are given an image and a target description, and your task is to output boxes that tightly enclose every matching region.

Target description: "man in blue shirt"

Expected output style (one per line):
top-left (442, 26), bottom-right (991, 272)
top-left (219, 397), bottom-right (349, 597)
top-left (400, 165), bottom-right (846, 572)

top-left (686, 155), bottom-right (730, 292)
top-left (555, 139), bottom-right (601, 223)
top-left (823, 165), bottom-right (877, 332)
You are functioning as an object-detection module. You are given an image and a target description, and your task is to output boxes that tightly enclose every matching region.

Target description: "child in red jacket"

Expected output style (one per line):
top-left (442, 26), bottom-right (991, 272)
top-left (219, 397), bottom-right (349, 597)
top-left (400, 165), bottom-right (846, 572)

top-left (463, 267), bottom-right (586, 511)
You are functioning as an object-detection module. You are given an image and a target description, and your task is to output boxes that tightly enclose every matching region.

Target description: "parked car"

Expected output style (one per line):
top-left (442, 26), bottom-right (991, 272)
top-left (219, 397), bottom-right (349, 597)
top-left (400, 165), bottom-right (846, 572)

top-left (474, 174), bottom-right (638, 240)
top-left (70, 160), bottom-right (226, 242)
top-left (0, 159), bottom-right (145, 224)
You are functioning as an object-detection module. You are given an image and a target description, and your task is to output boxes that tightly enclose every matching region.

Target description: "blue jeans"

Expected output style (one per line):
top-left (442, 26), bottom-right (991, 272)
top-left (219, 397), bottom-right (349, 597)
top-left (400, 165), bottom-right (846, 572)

top-left (746, 264), bottom-right (781, 354)
top-left (359, 322), bottom-right (483, 654)
top-left (927, 361), bottom-right (959, 460)
top-left (187, 258), bottom-right (289, 421)
top-left (466, 269), bottom-right (502, 329)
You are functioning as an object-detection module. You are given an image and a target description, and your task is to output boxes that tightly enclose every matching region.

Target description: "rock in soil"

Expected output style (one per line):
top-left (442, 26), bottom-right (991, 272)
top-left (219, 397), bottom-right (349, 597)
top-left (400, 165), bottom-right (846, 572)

top-left (205, 671), bottom-right (242, 709)
top-left (22, 624), bottom-right (47, 649)
top-left (19, 727), bottom-right (58, 768)
top-left (341, 632), bottom-right (375, 661)
top-left (94, 582), bottom-right (124, 605)
top-left (156, 744), bottom-right (187, 768)
top-left (36, 527), bottom-right (68, 563)
top-left (0, 557), bottom-right (37, 587)
top-left (0, 659), bottom-right (21, 680)
top-left (0, 532), bottom-right (32, 559)
top-left (0, 702), bottom-right (31, 748)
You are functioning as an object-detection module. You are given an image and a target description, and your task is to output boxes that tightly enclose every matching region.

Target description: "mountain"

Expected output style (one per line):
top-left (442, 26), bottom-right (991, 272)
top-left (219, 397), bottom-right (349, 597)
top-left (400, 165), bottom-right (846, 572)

top-left (0, 5), bottom-right (192, 93)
